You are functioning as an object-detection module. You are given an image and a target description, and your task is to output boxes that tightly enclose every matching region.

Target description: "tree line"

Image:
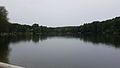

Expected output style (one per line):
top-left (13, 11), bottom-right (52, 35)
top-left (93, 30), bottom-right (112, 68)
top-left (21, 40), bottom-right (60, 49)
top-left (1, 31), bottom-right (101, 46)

top-left (0, 6), bottom-right (120, 36)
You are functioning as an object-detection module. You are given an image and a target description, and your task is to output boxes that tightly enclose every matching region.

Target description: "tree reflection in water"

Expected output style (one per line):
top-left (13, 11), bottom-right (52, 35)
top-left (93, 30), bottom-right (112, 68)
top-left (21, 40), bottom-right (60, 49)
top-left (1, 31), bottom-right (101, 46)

top-left (0, 34), bottom-right (120, 63)
top-left (0, 36), bottom-right (10, 63)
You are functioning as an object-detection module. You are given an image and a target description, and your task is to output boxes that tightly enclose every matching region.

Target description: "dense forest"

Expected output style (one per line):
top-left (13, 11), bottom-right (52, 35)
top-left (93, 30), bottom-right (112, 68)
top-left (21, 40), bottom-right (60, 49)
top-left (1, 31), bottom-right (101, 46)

top-left (0, 6), bottom-right (120, 36)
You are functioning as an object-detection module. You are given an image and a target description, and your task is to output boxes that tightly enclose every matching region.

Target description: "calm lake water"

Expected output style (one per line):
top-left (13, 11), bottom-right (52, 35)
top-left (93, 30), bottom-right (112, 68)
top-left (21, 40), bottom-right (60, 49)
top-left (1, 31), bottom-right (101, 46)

top-left (0, 35), bottom-right (120, 68)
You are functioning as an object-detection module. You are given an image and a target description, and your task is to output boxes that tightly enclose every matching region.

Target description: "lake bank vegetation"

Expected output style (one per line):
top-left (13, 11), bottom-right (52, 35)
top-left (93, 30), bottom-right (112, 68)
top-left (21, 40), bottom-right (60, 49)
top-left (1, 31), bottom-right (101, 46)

top-left (0, 6), bottom-right (120, 36)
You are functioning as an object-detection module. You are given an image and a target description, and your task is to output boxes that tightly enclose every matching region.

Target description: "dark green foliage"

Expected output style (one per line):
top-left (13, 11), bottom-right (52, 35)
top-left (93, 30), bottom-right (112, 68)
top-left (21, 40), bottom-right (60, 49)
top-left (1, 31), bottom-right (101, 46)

top-left (0, 6), bottom-right (11, 33)
top-left (31, 24), bottom-right (48, 34)
top-left (0, 6), bottom-right (8, 21)
top-left (1, 16), bottom-right (120, 36)
top-left (0, 6), bottom-right (120, 36)
top-left (79, 17), bottom-right (120, 35)
top-left (10, 23), bottom-right (31, 33)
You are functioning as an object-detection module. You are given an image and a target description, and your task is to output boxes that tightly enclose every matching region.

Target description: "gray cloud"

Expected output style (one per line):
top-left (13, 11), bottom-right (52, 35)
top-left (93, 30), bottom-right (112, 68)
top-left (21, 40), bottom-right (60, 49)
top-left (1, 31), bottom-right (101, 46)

top-left (0, 0), bottom-right (120, 27)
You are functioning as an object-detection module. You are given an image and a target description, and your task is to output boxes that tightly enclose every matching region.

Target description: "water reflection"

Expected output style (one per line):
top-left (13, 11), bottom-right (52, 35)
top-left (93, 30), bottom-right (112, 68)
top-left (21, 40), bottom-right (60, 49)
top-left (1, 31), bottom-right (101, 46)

top-left (0, 37), bottom-right (10, 63)
top-left (78, 34), bottom-right (120, 48)
top-left (0, 34), bottom-right (120, 64)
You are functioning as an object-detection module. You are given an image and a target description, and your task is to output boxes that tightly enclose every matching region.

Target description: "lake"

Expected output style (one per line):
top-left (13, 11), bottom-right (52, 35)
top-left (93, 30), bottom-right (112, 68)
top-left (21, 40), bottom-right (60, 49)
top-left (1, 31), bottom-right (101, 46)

top-left (0, 35), bottom-right (120, 68)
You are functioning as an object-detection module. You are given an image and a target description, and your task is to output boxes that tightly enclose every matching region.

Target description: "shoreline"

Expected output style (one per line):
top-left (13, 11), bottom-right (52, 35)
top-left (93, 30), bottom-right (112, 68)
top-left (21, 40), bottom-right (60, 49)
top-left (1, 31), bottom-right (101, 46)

top-left (0, 32), bottom-right (33, 37)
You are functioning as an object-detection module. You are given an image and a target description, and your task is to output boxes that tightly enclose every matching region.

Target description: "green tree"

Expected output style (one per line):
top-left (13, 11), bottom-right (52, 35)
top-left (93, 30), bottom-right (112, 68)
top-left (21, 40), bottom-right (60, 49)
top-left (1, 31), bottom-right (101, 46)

top-left (0, 6), bottom-right (11, 33)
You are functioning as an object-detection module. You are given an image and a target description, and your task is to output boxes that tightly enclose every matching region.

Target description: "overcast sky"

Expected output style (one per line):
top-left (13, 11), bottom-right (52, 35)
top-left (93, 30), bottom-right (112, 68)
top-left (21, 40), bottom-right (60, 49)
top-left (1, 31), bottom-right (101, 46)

top-left (0, 0), bottom-right (120, 27)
